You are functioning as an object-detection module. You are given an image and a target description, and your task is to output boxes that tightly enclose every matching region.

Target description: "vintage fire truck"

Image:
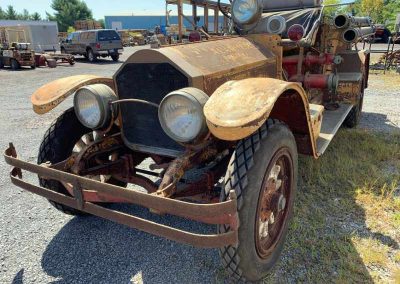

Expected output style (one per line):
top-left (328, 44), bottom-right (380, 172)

top-left (4, 0), bottom-right (374, 281)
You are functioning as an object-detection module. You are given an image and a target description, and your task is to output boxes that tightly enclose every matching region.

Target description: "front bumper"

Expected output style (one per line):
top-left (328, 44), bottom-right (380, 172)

top-left (4, 144), bottom-right (238, 248)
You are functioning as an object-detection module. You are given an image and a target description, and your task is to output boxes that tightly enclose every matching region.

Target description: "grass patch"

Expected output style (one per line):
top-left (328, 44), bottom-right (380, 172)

top-left (263, 129), bottom-right (400, 283)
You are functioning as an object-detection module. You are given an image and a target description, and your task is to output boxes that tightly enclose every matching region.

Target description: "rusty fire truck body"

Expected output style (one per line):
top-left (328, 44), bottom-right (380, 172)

top-left (4, 0), bottom-right (374, 281)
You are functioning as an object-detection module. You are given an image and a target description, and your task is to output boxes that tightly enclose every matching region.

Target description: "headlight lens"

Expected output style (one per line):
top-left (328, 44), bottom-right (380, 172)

top-left (74, 84), bottom-right (116, 129)
top-left (159, 88), bottom-right (209, 143)
top-left (232, 0), bottom-right (261, 25)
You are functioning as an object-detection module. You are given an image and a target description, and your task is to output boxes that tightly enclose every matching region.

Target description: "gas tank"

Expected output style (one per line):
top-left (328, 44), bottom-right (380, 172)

top-left (263, 0), bottom-right (321, 10)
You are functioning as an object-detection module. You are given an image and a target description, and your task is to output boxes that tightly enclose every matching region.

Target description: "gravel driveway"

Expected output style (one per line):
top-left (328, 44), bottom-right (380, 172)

top-left (0, 46), bottom-right (399, 284)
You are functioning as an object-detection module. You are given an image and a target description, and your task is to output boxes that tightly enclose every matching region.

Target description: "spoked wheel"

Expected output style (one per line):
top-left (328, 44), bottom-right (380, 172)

top-left (256, 149), bottom-right (293, 259)
top-left (38, 108), bottom-right (125, 216)
top-left (219, 119), bottom-right (298, 282)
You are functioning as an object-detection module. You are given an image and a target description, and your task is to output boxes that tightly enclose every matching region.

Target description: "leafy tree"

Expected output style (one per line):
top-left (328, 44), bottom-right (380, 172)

top-left (323, 0), bottom-right (341, 17)
top-left (98, 18), bottom-right (105, 29)
top-left (19, 9), bottom-right (30, 20)
top-left (31, 12), bottom-right (42, 21)
top-left (0, 7), bottom-right (5, 19)
top-left (351, 0), bottom-right (400, 31)
top-left (6, 5), bottom-right (18, 20)
top-left (47, 0), bottom-right (93, 32)
top-left (67, 26), bottom-right (75, 33)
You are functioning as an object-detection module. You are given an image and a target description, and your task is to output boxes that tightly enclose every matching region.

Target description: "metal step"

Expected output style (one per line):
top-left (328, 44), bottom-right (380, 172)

top-left (316, 103), bottom-right (353, 156)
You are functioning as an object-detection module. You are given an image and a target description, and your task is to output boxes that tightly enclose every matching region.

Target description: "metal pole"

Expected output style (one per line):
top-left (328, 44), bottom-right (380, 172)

top-left (204, 5), bottom-right (209, 32)
top-left (192, 2), bottom-right (198, 29)
top-left (383, 37), bottom-right (391, 74)
top-left (178, 0), bottom-right (183, 42)
top-left (214, 8), bottom-right (219, 34)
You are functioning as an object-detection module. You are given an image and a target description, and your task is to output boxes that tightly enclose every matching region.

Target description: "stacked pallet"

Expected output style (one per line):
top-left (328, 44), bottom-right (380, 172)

top-left (0, 27), bottom-right (7, 45)
top-left (58, 32), bottom-right (68, 42)
top-left (74, 20), bottom-right (102, 31)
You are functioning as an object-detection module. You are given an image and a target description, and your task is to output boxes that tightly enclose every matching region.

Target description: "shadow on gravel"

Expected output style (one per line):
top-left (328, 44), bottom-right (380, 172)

top-left (11, 269), bottom-right (24, 284)
top-left (360, 112), bottom-right (400, 133)
top-left (74, 57), bottom-right (122, 65)
top-left (41, 205), bottom-right (221, 283)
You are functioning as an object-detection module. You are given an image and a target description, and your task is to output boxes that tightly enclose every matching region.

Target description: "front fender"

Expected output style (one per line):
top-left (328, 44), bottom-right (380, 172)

top-left (204, 78), bottom-right (317, 156)
top-left (31, 75), bottom-right (114, 114)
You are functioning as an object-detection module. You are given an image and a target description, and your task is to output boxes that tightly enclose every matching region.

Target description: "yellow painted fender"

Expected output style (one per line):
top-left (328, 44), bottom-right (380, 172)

top-left (31, 75), bottom-right (114, 114)
top-left (204, 77), bottom-right (317, 156)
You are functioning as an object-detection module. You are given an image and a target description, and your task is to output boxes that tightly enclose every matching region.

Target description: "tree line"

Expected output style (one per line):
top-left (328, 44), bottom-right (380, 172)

top-left (0, 6), bottom-right (42, 21)
top-left (0, 0), bottom-right (99, 32)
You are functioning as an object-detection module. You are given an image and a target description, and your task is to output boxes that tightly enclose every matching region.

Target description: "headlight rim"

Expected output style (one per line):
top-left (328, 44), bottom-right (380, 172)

top-left (232, 0), bottom-right (262, 26)
top-left (158, 87), bottom-right (209, 144)
top-left (73, 84), bottom-right (116, 130)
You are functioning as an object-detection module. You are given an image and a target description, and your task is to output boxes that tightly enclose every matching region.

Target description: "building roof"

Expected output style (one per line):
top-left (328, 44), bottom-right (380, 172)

top-left (166, 0), bottom-right (230, 9)
top-left (0, 20), bottom-right (57, 27)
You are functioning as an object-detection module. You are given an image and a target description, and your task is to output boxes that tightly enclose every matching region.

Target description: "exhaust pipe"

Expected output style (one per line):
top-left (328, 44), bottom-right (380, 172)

top-left (342, 27), bottom-right (375, 43)
top-left (334, 14), bottom-right (372, 29)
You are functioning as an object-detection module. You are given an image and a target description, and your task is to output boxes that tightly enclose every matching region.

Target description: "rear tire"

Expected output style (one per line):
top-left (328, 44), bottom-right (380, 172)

top-left (11, 59), bottom-right (19, 70)
top-left (344, 84), bottom-right (364, 128)
top-left (111, 54), bottom-right (119, 62)
top-left (60, 47), bottom-right (66, 54)
top-left (38, 108), bottom-right (126, 216)
top-left (0, 59), bottom-right (4, 68)
top-left (87, 48), bottom-right (96, 62)
top-left (218, 119), bottom-right (298, 282)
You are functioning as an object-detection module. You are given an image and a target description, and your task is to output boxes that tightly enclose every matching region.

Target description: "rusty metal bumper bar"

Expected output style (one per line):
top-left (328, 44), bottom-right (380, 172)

top-left (4, 144), bottom-right (238, 248)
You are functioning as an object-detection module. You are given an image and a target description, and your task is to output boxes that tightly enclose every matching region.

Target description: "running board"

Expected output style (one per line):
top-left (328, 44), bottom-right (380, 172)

top-left (316, 104), bottom-right (353, 156)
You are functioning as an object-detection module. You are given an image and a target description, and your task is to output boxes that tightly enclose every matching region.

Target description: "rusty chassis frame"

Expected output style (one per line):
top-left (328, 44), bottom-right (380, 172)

top-left (4, 143), bottom-right (239, 248)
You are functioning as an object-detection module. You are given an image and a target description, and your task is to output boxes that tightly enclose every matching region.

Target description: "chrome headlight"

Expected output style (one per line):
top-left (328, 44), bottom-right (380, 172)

top-left (232, 0), bottom-right (262, 25)
top-left (74, 84), bottom-right (116, 129)
top-left (158, 88), bottom-right (209, 143)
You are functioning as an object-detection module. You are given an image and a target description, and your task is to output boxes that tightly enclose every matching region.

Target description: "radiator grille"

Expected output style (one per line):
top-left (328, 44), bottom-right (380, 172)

top-left (116, 63), bottom-right (188, 156)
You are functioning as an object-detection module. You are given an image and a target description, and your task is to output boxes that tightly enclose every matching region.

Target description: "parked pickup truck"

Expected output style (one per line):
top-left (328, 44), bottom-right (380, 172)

top-left (60, 29), bottom-right (123, 62)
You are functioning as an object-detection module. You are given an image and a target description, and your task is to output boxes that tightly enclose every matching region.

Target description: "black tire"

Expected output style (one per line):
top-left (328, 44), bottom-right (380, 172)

top-left (60, 47), bottom-right (66, 54)
top-left (31, 65), bottom-right (36, 69)
top-left (218, 119), bottom-right (298, 282)
top-left (86, 48), bottom-right (96, 62)
top-left (0, 59), bottom-right (4, 68)
top-left (38, 108), bottom-right (126, 215)
top-left (111, 54), bottom-right (119, 62)
top-left (11, 59), bottom-right (19, 70)
top-left (381, 31), bottom-right (390, 43)
top-left (344, 85), bottom-right (364, 128)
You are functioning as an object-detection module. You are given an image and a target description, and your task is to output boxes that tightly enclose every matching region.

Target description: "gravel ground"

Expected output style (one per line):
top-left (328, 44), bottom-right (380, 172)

top-left (0, 46), bottom-right (399, 284)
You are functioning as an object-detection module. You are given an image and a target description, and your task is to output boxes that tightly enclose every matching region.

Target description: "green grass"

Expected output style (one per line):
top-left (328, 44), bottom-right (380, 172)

top-left (262, 129), bottom-right (400, 283)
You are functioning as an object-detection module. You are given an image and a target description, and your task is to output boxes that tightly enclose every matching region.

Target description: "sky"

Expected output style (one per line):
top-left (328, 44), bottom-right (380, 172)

top-left (0, 0), bottom-right (228, 19)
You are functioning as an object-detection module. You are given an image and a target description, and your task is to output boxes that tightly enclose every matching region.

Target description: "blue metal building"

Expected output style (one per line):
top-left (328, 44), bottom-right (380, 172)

top-left (104, 15), bottom-right (222, 31)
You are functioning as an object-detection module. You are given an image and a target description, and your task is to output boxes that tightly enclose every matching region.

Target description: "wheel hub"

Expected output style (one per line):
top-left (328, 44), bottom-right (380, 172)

top-left (255, 150), bottom-right (293, 259)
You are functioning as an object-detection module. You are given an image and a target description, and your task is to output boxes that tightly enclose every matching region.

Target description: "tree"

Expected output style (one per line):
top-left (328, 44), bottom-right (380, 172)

top-left (323, 0), bottom-right (341, 17)
top-left (351, 0), bottom-right (400, 30)
top-left (0, 7), bottom-right (5, 19)
top-left (31, 12), bottom-right (42, 21)
top-left (6, 5), bottom-right (18, 20)
top-left (98, 18), bottom-right (105, 29)
top-left (19, 9), bottom-right (30, 20)
top-left (47, 0), bottom-right (93, 32)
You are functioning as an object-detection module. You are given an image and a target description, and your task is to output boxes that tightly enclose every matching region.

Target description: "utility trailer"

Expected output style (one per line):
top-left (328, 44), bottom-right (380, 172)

top-left (4, 0), bottom-right (375, 282)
